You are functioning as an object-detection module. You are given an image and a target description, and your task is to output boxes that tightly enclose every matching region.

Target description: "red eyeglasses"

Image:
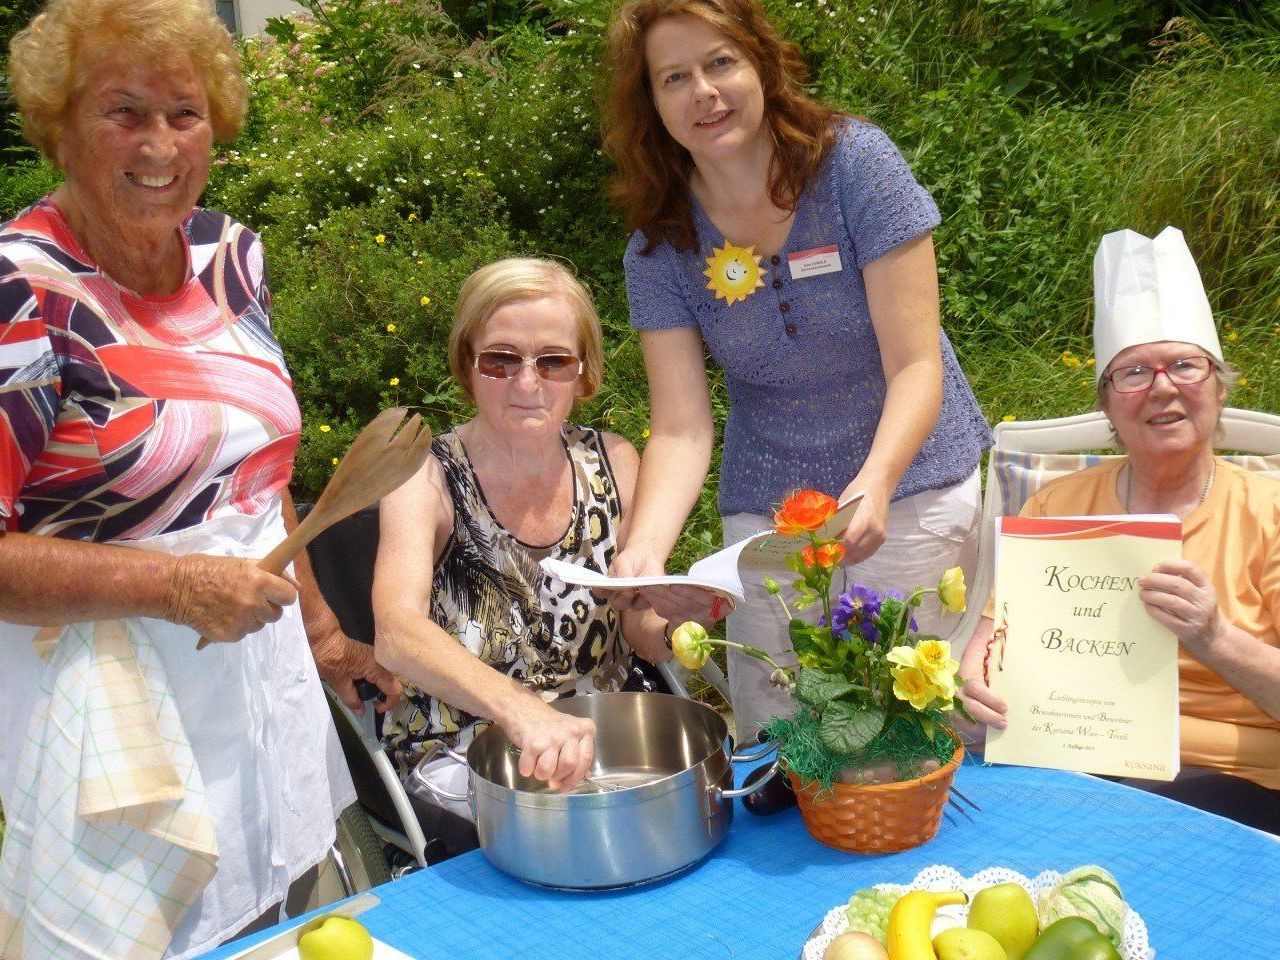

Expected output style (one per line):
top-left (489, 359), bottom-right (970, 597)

top-left (473, 350), bottom-right (583, 382)
top-left (1103, 355), bottom-right (1216, 394)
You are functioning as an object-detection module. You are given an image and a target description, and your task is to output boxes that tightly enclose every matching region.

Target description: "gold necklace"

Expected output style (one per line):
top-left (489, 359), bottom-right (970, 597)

top-left (1123, 459), bottom-right (1215, 514)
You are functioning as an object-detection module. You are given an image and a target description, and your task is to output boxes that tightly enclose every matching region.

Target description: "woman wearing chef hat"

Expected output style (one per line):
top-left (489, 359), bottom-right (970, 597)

top-left (958, 226), bottom-right (1280, 833)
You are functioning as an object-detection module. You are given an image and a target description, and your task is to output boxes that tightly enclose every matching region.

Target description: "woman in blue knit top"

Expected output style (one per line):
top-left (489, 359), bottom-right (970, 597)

top-left (602, 0), bottom-right (992, 741)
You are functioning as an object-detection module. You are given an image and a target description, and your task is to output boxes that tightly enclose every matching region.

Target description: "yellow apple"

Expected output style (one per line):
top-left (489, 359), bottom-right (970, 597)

top-left (933, 927), bottom-right (1007, 960)
top-left (296, 915), bottom-right (374, 960)
top-left (967, 883), bottom-right (1039, 960)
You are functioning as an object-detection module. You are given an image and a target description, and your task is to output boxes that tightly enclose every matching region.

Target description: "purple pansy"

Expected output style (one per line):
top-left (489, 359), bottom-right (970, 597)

top-left (831, 585), bottom-right (881, 641)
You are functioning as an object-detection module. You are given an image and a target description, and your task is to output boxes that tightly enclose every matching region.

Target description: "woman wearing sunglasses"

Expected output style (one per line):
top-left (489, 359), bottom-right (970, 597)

top-left (371, 258), bottom-right (694, 808)
top-left (958, 227), bottom-right (1280, 833)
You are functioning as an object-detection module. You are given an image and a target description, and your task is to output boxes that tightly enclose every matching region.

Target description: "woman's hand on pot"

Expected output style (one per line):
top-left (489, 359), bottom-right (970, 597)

top-left (1139, 558), bottom-right (1222, 656)
top-left (837, 482), bottom-right (889, 565)
top-left (509, 700), bottom-right (597, 791)
top-left (165, 553), bottom-right (298, 643)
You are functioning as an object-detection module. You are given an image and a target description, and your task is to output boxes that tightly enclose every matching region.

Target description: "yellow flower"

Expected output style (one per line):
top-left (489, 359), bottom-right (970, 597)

top-left (641, 427), bottom-right (650, 439)
top-left (407, 212), bottom-right (418, 221)
top-left (386, 323), bottom-right (397, 333)
top-left (885, 645), bottom-right (916, 670)
top-left (937, 566), bottom-right (966, 613)
top-left (1002, 414), bottom-right (1016, 422)
top-left (1085, 358), bottom-right (1095, 367)
top-left (891, 666), bottom-right (940, 711)
top-left (1228, 331), bottom-right (1239, 342)
top-left (1239, 377), bottom-right (1249, 387)
top-left (913, 639), bottom-right (959, 682)
top-left (389, 377), bottom-right (400, 386)
top-left (420, 296), bottom-right (431, 307)
top-left (331, 457), bottom-right (339, 465)
top-left (670, 622), bottom-right (711, 671)
top-left (319, 424), bottom-right (331, 433)
top-left (375, 233), bottom-right (386, 244)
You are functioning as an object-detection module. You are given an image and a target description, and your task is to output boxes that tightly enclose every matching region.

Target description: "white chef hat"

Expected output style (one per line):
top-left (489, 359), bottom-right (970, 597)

top-left (1092, 226), bottom-right (1222, 378)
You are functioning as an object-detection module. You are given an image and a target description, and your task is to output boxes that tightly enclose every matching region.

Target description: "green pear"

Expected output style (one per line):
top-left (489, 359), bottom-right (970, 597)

top-left (296, 915), bottom-right (374, 960)
top-left (933, 927), bottom-right (1007, 960)
top-left (968, 883), bottom-right (1039, 960)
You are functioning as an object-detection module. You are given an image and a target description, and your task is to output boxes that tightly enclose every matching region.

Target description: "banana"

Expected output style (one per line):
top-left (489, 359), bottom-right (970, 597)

top-left (886, 890), bottom-right (967, 960)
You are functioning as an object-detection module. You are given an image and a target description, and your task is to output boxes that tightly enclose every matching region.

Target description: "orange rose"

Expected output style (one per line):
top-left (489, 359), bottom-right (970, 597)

top-left (801, 542), bottom-right (846, 568)
top-left (774, 489), bottom-right (838, 537)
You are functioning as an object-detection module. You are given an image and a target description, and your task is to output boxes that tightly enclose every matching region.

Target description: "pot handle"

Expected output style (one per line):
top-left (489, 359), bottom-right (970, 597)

top-left (715, 758), bottom-right (780, 800)
top-left (730, 738), bottom-right (778, 765)
top-left (410, 742), bottom-right (471, 803)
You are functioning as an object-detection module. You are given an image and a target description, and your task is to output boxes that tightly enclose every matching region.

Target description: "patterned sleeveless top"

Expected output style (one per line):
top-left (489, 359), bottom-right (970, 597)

top-left (383, 423), bottom-right (629, 767)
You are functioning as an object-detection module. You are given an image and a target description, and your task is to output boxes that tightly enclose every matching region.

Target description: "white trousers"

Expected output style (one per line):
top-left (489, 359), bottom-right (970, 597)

top-left (722, 469), bottom-right (981, 744)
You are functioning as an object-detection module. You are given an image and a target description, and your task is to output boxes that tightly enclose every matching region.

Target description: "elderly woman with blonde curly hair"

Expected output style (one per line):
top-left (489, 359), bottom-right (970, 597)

top-left (0, 0), bottom-right (398, 955)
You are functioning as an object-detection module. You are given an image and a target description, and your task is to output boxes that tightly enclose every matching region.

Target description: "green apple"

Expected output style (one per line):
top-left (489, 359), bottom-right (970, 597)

top-left (968, 883), bottom-right (1039, 960)
top-left (933, 927), bottom-right (1007, 960)
top-left (296, 915), bottom-right (374, 960)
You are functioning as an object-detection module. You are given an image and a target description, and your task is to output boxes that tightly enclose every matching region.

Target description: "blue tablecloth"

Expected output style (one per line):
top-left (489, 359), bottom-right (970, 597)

top-left (202, 760), bottom-right (1280, 959)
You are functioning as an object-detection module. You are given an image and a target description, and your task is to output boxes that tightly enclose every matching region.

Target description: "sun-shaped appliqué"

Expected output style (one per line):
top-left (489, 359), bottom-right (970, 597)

top-left (703, 242), bottom-right (765, 306)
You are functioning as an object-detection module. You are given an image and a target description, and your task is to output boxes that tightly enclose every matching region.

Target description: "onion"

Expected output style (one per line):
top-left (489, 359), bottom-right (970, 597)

top-left (823, 931), bottom-right (889, 960)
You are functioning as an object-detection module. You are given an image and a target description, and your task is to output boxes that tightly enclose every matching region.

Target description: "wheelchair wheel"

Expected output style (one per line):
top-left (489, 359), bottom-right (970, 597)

top-left (335, 803), bottom-right (393, 890)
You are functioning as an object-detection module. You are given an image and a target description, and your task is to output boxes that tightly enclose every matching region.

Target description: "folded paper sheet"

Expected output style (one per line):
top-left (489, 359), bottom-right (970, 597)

top-left (541, 494), bottom-right (863, 601)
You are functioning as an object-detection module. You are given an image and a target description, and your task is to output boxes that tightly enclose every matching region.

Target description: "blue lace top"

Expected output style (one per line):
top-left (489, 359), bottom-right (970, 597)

top-left (624, 119), bottom-right (992, 516)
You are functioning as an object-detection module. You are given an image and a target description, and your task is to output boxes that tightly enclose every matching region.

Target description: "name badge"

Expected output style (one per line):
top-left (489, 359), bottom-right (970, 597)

top-left (787, 244), bottom-right (843, 279)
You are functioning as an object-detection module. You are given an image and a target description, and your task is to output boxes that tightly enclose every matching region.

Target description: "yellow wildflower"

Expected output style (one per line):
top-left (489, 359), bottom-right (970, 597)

top-left (1086, 358), bottom-right (1095, 367)
top-left (386, 323), bottom-right (397, 333)
top-left (1002, 414), bottom-right (1016, 423)
top-left (420, 295), bottom-right (431, 307)
top-left (1239, 377), bottom-right (1249, 387)
top-left (331, 457), bottom-right (339, 465)
top-left (1228, 331), bottom-right (1239, 342)
top-left (375, 233), bottom-right (386, 244)
top-left (641, 427), bottom-right (650, 439)
top-left (407, 212), bottom-right (418, 221)
top-left (319, 424), bottom-right (331, 433)
top-left (389, 377), bottom-right (400, 387)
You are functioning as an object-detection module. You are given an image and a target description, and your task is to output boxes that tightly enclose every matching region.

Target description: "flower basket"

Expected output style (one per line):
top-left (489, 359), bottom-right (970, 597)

top-left (669, 489), bottom-right (975, 854)
top-left (789, 733), bottom-right (964, 854)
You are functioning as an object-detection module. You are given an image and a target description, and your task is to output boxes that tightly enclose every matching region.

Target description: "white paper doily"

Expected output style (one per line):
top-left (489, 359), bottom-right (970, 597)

top-left (800, 865), bottom-right (1153, 960)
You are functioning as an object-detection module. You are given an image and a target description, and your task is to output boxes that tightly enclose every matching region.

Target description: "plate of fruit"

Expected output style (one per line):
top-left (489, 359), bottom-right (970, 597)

top-left (801, 864), bottom-right (1153, 960)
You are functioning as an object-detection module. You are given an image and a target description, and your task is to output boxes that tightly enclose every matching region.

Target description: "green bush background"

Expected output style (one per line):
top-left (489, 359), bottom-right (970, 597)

top-left (2, 0), bottom-right (1278, 572)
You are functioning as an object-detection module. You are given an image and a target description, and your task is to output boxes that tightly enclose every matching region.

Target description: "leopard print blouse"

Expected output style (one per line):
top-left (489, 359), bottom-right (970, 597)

top-left (383, 423), bottom-right (629, 770)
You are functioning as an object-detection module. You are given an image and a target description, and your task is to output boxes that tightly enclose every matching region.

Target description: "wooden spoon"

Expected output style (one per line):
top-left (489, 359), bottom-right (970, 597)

top-left (196, 407), bottom-right (433, 649)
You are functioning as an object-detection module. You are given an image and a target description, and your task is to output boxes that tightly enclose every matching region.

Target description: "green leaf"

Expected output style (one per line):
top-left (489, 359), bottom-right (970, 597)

top-left (789, 620), bottom-right (822, 658)
top-left (819, 702), bottom-right (886, 755)
top-left (795, 669), bottom-right (857, 709)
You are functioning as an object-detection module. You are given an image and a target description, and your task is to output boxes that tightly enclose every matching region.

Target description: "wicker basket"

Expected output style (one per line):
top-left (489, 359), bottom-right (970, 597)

top-left (789, 737), bottom-right (964, 854)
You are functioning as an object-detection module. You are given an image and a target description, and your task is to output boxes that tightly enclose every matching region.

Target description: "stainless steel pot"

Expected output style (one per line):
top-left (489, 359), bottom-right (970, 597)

top-left (413, 691), bottom-right (777, 889)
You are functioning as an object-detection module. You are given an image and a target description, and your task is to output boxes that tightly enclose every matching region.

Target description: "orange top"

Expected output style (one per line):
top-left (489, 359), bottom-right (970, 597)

top-left (1014, 457), bottom-right (1280, 789)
